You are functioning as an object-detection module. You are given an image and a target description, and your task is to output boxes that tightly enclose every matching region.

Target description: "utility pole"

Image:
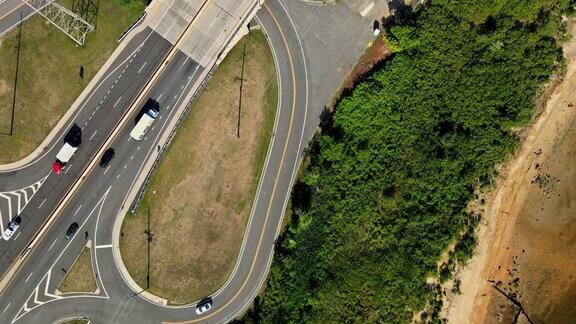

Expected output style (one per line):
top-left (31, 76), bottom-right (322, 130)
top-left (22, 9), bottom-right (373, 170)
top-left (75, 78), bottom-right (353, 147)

top-left (8, 12), bottom-right (24, 136)
top-left (237, 43), bottom-right (247, 138)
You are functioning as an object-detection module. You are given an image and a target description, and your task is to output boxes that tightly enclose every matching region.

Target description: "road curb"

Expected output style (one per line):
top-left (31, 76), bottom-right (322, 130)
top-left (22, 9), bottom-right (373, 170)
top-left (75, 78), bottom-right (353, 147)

top-left (0, 21), bottom-right (148, 172)
top-left (0, 20), bottom-right (148, 295)
top-left (110, 1), bottom-right (263, 308)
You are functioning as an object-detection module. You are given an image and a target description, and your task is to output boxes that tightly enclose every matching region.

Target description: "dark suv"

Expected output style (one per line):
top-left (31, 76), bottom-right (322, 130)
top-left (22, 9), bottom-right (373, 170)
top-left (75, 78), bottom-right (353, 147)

top-left (100, 148), bottom-right (115, 167)
top-left (65, 222), bottom-right (79, 239)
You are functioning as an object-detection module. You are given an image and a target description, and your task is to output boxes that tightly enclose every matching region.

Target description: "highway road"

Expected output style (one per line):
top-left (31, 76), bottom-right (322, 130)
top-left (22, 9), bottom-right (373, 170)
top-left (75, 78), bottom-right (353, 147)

top-left (0, 0), bottom-right (257, 289)
top-left (0, 26), bottom-right (172, 283)
top-left (0, 0), bottom-right (309, 322)
top-left (0, 0), bottom-right (377, 321)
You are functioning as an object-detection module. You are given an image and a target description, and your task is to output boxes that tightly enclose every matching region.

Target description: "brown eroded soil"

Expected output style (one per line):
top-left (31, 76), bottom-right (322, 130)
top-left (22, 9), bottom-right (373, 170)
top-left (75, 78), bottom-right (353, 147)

top-left (444, 21), bottom-right (576, 323)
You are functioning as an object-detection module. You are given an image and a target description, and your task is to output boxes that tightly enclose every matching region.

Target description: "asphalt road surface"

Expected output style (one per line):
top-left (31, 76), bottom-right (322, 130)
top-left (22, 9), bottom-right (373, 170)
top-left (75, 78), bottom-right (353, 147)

top-left (0, 26), bottom-right (173, 284)
top-left (0, 0), bottom-right (309, 321)
top-left (0, 0), bottom-right (378, 321)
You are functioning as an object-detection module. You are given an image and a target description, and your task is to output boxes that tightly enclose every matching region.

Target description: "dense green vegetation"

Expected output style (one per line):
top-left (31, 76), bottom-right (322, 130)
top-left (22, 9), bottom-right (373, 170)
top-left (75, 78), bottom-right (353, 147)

top-left (245, 0), bottom-right (573, 322)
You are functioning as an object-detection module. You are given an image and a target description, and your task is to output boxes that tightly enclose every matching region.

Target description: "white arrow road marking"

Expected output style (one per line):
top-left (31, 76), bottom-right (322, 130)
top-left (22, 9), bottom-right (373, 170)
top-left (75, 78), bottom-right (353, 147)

top-left (0, 193), bottom-right (12, 221)
top-left (16, 192), bottom-right (21, 215)
top-left (1, 173), bottom-right (50, 225)
top-left (21, 189), bottom-right (29, 205)
top-left (12, 188), bottom-right (111, 323)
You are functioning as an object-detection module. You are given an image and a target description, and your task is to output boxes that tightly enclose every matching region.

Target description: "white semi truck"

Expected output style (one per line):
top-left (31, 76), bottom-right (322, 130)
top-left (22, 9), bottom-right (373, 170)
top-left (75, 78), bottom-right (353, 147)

top-left (130, 108), bottom-right (158, 140)
top-left (52, 143), bottom-right (78, 174)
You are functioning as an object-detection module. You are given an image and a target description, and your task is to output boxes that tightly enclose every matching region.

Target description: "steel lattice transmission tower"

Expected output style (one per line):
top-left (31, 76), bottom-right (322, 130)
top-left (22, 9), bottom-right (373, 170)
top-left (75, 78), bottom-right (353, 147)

top-left (26, 0), bottom-right (97, 45)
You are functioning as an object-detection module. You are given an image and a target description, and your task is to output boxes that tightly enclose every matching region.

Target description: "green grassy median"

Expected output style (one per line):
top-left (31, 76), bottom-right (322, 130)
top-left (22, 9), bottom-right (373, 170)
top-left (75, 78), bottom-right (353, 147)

top-left (120, 30), bottom-right (277, 304)
top-left (0, 0), bottom-right (145, 163)
top-left (58, 245), bottom-right (97, 293)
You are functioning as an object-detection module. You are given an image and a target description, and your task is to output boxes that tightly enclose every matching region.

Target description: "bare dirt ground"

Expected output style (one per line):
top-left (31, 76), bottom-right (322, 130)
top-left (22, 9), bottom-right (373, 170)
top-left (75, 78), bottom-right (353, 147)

top-left (120, 31), bottom-right (277, 304)
top-left (444, 21), bottom-right (576, 323)
top-left (337, 36), bottom-right (392, 105)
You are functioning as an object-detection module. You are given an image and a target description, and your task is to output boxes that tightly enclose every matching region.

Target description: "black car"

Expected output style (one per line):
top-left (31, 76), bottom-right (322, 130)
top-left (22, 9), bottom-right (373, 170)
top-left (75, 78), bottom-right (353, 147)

top-left (99, 148), bottom-right (115, 167)
top-left (65, 222), bottom-right (79, 239)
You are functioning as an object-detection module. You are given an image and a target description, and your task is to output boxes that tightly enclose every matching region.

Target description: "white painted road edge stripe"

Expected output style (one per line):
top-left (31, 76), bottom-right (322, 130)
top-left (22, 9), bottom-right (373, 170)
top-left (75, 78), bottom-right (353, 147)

top-left (95, 244), bottom-right (112, 249)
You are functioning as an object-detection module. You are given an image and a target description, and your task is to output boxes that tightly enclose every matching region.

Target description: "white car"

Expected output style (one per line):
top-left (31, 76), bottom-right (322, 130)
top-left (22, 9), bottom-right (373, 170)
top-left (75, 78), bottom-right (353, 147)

top-left (195, 298), bottom-right (213, 315)
top-left (2, 220), bottom-right (20, 241)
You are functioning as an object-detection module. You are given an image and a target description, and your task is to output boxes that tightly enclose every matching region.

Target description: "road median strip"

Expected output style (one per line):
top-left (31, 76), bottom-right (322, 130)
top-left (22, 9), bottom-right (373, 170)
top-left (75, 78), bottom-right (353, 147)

top-left (0, 0), bottom-right (211, 296)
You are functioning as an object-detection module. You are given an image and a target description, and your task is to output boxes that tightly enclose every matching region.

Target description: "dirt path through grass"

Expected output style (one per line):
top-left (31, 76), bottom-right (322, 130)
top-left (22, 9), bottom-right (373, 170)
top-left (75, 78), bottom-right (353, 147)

top-left (0, 0), bottom-right (145, 163)
top-left (120, 30), bottom-right (277, 304)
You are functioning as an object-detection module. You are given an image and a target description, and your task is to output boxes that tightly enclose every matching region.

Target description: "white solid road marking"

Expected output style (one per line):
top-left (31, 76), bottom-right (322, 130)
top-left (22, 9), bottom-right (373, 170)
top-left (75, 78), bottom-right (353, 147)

top-left (22, 189), bottom-right (29, 204)
top-left (89, 130), bottom-right (98, 141)
top-left (1, 193), bottom-right (12, 220)
top-left (2, 303), bottom-right (10, 315)
top-left (73, 204), bottom-right (83, 216)
top-left (177, 56), bottom-right (189, 72)
top-left (360, 1), bottom-right (374, 17)
top-left (16, 192), bottom-right (21, 214)
top-left (48, 239), bottom-right (58, 251)
top-left (24, 272), bottom-right (33, 283)
top-left (113, 96), bottom-right (122, 108)
top-left (137, 61), bottom-right (147, 74)
top-left (13, 190), bottom-right (111, 322)
top-left (95, 244), bottom-right (112, 249)
top-left (38, 198), bottom-right (47, 209)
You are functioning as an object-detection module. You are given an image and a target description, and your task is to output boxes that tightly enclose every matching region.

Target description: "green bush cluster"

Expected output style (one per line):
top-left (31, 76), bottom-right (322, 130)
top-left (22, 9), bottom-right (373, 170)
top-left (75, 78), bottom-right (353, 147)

top-left (246, 0), bottom-right (571, 322)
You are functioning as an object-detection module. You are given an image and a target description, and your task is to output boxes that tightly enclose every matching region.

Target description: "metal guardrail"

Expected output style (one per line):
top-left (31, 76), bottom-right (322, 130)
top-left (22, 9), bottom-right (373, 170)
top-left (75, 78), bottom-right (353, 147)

top-left (128, 1), bottom-right (262, 214)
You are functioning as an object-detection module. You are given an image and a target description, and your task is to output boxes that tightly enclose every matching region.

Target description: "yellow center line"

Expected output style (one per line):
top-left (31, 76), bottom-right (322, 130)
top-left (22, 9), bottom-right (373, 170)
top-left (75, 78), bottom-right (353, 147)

top-left (185, 2), bottom-right (298, 323)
